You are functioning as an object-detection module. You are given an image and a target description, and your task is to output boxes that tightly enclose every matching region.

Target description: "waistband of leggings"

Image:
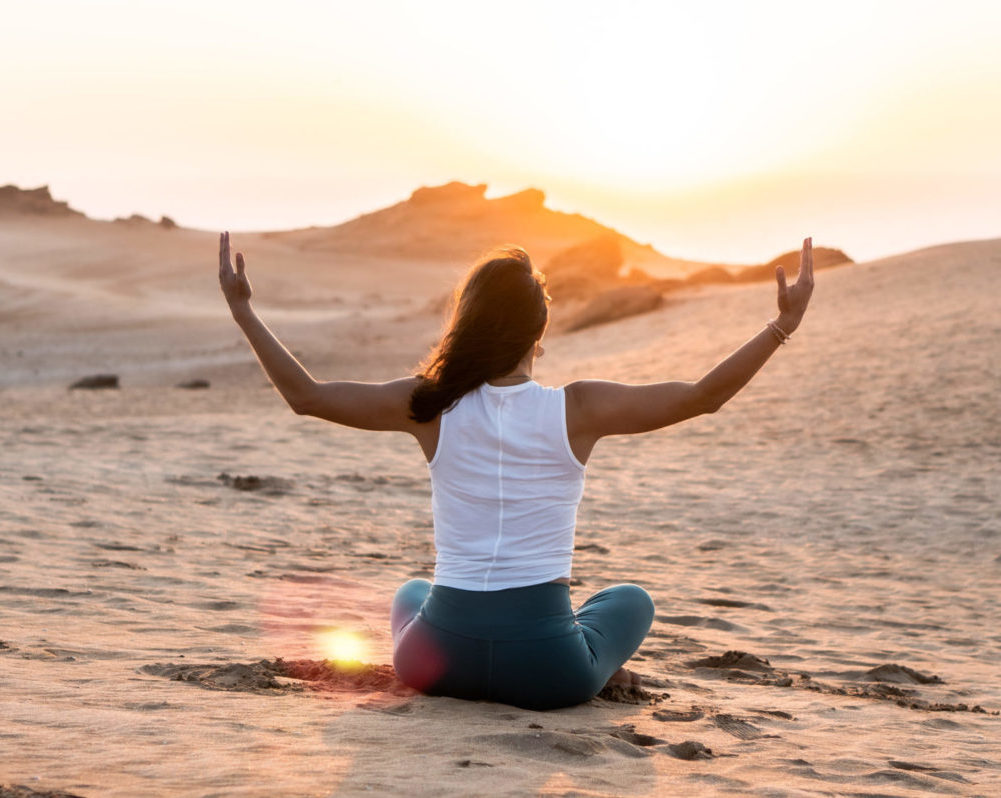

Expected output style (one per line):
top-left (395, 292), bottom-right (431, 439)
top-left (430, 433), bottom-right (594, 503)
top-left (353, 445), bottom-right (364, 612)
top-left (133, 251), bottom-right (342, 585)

top-left (419, 582), bottom-right (578, 640)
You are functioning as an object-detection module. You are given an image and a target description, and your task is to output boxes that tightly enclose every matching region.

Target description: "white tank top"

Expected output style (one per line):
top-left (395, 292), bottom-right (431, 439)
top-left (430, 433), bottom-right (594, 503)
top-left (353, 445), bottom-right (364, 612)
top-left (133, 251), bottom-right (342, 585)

top-left (428, 380), bottom-right (587, 591)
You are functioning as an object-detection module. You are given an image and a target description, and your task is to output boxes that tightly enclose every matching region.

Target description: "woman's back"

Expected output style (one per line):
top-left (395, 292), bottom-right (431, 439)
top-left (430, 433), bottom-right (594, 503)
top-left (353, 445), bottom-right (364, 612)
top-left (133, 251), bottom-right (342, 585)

top-left (429, 380), bottom-right (585, 591)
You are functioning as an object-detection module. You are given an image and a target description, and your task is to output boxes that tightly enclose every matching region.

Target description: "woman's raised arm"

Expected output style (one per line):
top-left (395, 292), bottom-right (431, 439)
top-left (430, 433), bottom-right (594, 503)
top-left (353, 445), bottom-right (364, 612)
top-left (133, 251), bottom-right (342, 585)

top-left (565, 237), bottom-right (815, 462)
top-left (218, 232), bottom-right (421, 434)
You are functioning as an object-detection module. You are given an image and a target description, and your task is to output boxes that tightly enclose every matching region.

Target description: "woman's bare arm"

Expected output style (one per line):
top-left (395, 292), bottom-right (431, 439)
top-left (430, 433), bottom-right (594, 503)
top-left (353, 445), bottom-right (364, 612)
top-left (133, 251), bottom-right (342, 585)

top-left (218, 232), bottom-right (421, 434)
top-left (566, 237), bottom-right (815, 461)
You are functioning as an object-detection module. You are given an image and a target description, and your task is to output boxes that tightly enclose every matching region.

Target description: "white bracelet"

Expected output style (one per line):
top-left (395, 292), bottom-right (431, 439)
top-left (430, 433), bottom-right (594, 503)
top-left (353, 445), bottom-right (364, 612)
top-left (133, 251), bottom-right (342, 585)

top-left (767, 320), bottom-right (790, 345)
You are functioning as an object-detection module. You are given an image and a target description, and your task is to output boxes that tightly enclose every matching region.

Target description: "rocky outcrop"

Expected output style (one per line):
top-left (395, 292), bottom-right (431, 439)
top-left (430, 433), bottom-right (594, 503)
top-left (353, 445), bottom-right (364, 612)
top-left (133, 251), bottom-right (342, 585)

top-left (0, 185), bottom-right (83, 217)
top-left (547, 237), bottom-right (854, 331)
top-left (408, 182), bottom-right (487, 206)
top-left (564, 285), bottom-right (664, 332)
top-left (269, 181), bottom-right (709, 276)
top-left (114, 213), bottom-right (154, 225)
top-left (545, 234), bottom-right (624, 301)
top-left (490, 188), bottom-right (546, 214)
top-left (112, 213), bottom-right (180, 230)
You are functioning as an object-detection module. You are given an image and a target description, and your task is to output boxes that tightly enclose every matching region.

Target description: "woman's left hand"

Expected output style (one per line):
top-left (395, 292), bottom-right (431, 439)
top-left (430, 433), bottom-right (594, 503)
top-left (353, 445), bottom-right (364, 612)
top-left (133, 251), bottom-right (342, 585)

top-left (218, 231), bottom-right (253, 314)
top-left (775, 236), bottom-right (814, 334)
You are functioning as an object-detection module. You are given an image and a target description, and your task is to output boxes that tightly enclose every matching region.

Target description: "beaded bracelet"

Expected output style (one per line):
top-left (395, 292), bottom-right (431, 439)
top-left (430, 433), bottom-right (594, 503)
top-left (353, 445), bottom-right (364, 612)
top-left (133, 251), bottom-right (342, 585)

top-left (767, 319), bottom-right (791, 345)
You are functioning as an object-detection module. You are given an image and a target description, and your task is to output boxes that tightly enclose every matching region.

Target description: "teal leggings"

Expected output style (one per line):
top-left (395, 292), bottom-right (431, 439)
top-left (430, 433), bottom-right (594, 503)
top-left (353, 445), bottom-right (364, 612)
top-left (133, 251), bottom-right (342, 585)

top-left (391, 579), bottom-right (654, 711)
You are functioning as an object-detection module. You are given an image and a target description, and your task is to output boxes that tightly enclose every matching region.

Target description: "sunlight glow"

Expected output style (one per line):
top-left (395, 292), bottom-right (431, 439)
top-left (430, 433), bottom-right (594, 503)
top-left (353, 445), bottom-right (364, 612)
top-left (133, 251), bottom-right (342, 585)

top-left (317, 628), bottom-right (368, 667)
top-left (3, 0), bottom-right (999, 259)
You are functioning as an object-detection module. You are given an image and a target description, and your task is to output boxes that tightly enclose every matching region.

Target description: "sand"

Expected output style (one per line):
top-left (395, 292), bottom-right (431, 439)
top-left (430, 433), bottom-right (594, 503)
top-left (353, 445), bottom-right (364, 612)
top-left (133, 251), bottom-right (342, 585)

top-left (1, 208), bottom-right (1000, 797)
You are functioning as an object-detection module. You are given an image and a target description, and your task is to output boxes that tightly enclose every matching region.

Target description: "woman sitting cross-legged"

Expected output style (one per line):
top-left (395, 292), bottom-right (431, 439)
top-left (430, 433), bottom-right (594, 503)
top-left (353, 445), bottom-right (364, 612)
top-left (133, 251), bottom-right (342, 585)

top-left (218, 233), bottom-right (814, 711)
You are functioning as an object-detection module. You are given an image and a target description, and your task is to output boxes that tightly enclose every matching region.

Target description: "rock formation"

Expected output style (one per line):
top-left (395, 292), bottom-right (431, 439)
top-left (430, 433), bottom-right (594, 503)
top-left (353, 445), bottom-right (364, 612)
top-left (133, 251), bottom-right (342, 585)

top-left (0, 185), bottom-right (83, 217)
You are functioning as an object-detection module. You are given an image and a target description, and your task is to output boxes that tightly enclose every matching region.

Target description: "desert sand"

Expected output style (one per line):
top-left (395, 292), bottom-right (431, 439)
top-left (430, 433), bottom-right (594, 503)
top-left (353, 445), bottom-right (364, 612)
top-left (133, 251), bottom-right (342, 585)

top-left (1, 186), bottom-right (999, 797)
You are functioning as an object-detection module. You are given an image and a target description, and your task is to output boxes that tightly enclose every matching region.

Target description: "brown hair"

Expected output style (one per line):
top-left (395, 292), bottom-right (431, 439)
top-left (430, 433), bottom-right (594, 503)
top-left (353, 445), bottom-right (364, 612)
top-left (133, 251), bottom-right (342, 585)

top-left (409, 246), bottom-right (550, 423)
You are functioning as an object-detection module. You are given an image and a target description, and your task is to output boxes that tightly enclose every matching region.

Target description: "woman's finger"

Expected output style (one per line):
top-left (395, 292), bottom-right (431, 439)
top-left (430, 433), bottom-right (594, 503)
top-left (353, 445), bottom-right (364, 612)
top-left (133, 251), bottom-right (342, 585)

top-left (776, 264), bottom-right (787, 296)
top-left (799, 236), bottom-right (813, 283)
top-left (236, 252), bottom-right (245, 276)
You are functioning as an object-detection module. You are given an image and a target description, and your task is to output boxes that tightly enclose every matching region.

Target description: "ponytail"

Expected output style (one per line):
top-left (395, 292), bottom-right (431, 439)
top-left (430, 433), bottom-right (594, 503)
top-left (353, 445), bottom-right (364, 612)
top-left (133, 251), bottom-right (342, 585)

top-left (410, 246), bottom-right (549, 423)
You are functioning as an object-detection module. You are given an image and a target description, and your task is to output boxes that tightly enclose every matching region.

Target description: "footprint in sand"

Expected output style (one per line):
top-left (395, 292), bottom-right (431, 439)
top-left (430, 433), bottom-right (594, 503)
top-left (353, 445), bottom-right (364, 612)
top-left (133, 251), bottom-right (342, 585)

top-left (603, 724), bottom-right (666, 747)
top-left (712, 713), bottom-right (771, 740)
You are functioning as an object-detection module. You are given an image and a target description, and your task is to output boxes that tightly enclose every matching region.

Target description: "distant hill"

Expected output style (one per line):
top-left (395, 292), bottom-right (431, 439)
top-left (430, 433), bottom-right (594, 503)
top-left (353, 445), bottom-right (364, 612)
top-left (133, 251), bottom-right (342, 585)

top-left (265, 181), bottom-right (725, 278)
top-left (0, 184), bottom-right (84, 217)
top-left (0, 180), bottom-right (853, 328)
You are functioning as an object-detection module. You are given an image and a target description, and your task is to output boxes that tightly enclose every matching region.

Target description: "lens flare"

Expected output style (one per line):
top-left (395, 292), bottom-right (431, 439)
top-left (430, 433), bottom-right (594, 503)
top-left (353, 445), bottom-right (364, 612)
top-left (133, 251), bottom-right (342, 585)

top-left (317, 628), bottom-right (368, 667)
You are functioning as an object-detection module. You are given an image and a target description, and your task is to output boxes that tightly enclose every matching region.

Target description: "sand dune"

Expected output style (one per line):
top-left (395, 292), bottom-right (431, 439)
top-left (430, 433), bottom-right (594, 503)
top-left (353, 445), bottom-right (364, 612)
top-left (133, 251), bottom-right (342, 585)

top-left (1, 186), bottom-right (999, 796)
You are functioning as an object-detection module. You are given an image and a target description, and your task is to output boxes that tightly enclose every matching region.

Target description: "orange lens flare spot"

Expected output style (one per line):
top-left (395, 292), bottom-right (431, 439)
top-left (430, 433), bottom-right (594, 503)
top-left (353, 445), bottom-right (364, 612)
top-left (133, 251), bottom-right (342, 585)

top-left (317, 628), bottom-right (368, 667)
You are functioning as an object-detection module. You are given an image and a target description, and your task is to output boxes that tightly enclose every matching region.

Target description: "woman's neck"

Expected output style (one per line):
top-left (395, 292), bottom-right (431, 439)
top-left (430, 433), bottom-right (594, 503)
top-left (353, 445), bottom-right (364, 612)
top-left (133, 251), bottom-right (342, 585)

top-left (487, 373), bottom-right (532, 385)
top-left (486, 353), bottom-right (535, 386)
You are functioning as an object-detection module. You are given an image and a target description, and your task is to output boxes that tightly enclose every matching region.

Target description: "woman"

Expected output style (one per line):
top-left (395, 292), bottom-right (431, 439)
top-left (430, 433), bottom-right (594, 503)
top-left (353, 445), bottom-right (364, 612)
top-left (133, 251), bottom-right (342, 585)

top-left (218, 232), bottom-right (814, 711)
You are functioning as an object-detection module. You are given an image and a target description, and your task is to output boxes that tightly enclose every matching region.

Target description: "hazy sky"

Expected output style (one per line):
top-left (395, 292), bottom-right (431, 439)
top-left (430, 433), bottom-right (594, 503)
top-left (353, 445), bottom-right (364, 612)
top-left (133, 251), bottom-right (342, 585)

top-left (3, 0), bottom-right (999, 262)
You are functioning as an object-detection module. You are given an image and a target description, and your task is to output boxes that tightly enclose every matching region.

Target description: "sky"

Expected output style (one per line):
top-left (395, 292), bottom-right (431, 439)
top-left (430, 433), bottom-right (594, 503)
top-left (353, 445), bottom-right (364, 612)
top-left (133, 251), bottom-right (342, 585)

top-left (2, 0), bottom-right (1000, 263)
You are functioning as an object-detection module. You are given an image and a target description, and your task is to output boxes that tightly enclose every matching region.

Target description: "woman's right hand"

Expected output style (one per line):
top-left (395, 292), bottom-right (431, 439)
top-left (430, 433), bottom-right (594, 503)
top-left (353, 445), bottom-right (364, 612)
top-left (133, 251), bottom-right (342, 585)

top-left (775, 236), bottom-right (814, 333)
top-left (218, 231), bottom-right (253, 314)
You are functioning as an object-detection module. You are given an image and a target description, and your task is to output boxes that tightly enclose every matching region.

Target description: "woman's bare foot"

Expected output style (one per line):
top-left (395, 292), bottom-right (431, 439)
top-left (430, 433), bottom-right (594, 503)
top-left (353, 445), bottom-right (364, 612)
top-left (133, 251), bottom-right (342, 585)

top-left (604, 667), bottom-right (642, 689)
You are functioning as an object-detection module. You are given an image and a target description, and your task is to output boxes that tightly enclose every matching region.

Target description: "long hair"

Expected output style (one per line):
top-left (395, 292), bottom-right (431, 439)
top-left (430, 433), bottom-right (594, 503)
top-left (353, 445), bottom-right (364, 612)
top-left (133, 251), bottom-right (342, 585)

top-left (409, 246), bottom-right (550, 423)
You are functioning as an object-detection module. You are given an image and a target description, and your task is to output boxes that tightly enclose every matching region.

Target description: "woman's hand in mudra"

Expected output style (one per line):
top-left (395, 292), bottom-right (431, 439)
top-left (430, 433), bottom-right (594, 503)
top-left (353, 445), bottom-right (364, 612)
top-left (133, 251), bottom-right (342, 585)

top-left (775, 237), bottom-right (814, 334)
top-left (218, 231), bottom-right (253, 315)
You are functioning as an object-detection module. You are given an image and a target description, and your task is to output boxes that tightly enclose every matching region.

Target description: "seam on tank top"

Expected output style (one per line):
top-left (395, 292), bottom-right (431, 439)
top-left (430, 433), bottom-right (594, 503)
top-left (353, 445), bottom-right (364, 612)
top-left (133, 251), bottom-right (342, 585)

top-left (483, 394), bottom-right (506, 590)
top-left (560, 387), bottom-right (587, 471)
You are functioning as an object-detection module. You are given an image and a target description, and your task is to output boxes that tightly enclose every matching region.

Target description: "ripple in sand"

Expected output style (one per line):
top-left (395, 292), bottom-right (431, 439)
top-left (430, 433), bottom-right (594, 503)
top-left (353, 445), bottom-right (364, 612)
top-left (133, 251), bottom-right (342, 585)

top-left (785, 761), bottom-right (970, 791)
top-left (685, 650), bottom-right (997, 713)
top-left (749, 708), bottom-right (795, 720)
top-left (861, 663), bottom-right (944, 684)
top-left (217, 472), bottom-right (293, 495)
top-left (196, 623), bottom-right (258, 635)
top-left (695, 598), bottom-right (772, 611)
top-left (660, 740), bottom-right (715, 760)
top-left (652, 707), bottom-right (704, 723)
top-left (0, 587), bottom-right (93, 599)
top-left (888, 760), bottom-right (971, 784)
top-left (473, 730), bottom-right (651, 762)
top-left (573, 542), bottom-right (610, 555)
top-left (188, 599), bottom-right (243, 611)
top-left (0, 786), bottom-right (87, 798)
top-left (657, 614), bottom-right (744, 632)
top-left (89, 559), bottom-right (146, 570)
